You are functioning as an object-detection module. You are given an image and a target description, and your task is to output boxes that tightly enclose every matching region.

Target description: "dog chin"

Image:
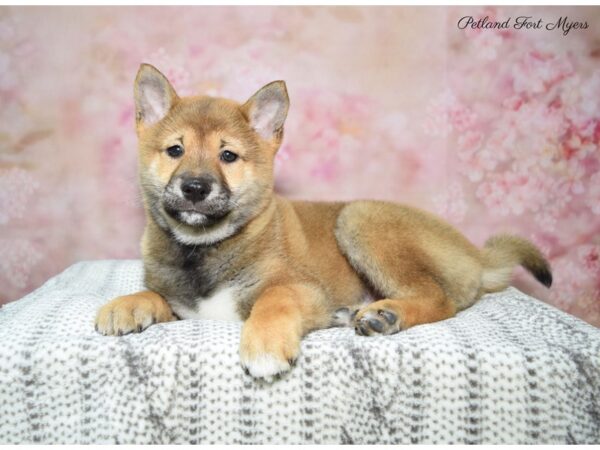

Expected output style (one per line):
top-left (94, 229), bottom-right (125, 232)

top-left (179, 211), bottom-right (209, 227)
top-left (169, 215), bottom-right (240, 246)
top-left (162, 207), bottom-right (239, 246)
top-left (164, 203), bottom-right (230, 228)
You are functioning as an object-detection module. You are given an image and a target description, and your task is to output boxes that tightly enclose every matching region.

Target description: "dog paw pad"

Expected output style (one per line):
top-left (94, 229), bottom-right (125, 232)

top-left (378, 309), bottom-right (397, 325)
top-left (354, 308), bottom-right (401, 336)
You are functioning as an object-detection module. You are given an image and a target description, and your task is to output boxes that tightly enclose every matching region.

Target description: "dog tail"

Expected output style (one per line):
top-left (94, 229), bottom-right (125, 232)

top-left (480, 233), bottom-right (552, 293)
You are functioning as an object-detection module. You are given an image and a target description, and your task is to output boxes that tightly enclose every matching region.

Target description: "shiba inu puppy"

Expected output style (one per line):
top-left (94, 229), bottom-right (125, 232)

top-left (95, 64), bottom-right (552, 381)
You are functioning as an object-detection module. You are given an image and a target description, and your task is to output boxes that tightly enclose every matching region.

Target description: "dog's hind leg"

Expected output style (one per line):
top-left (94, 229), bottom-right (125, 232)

top-left (335, 202), bottom-right (459, 336)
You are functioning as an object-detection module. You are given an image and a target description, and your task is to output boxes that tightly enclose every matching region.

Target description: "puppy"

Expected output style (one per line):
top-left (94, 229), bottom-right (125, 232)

top-left (95, 64), bottom-right (552, 381)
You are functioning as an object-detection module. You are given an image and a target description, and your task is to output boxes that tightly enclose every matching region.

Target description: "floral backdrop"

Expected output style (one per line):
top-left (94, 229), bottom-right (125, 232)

top-left (1, 6), bottom-right (599, 326)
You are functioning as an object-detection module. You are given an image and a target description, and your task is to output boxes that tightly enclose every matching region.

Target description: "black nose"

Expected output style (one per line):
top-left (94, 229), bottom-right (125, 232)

top-left (181, 177), bottom-right (213, 203)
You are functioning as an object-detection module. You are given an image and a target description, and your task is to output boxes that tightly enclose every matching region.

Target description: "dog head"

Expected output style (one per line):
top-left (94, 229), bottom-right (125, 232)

top-left (134, 64), bottom-right (289, 246)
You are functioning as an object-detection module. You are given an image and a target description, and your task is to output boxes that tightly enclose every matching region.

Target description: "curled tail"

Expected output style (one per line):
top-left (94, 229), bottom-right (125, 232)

top-left (481, 234), bottom-right (552, 293)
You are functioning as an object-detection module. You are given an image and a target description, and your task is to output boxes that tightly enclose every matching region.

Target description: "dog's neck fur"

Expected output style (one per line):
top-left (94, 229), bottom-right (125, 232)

top-left (141, 195), bottom-right (280, 316)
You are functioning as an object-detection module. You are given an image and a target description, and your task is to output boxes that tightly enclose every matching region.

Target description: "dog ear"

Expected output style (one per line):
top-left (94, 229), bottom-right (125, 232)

top-left (242, 81), bottom-right (289, 141)
top-left (134, 64), bottom-right (179, 127)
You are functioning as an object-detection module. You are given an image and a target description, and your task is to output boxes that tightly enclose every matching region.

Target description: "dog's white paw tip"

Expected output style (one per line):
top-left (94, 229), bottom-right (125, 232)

top-left (241, 353), bottom-right (292, 381)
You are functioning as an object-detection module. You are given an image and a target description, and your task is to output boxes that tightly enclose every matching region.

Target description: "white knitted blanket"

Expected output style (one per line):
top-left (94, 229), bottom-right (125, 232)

top-left (0, 260), bottom-right (598, 444)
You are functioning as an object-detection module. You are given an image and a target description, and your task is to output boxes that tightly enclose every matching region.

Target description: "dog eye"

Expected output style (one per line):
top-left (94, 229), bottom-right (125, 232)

top-left (166, 145), bottom-right (184, 158)
top-left (220, 150), bottom-right (238, 163)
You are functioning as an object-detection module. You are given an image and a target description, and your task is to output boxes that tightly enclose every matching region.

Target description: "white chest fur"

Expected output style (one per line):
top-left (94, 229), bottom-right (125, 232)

top-left (170, 286), bottom-right (242, 322)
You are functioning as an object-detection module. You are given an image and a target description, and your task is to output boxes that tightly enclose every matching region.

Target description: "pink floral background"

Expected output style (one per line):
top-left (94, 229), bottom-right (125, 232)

top-left (1, 6), bottom-right (599, 326)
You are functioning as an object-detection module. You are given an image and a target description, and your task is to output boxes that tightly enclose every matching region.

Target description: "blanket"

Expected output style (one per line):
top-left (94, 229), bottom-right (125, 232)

top-left (0, 260), bottom-right (598, 444)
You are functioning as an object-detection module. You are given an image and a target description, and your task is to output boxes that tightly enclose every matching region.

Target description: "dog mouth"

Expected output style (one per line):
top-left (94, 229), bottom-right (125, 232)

top-left (163, 202), bottom-right (231, 228)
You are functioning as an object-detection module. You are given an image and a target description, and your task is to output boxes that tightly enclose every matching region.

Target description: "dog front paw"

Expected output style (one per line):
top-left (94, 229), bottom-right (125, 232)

top-left (240, 353), bottom-right (296, 382)
top-left (239, 321), bottom-right (300, 382)
top-left (95, 291), bottom-right (175, 336)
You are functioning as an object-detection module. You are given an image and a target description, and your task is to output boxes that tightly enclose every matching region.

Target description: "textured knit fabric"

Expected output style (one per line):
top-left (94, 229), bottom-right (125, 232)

top-left (0, 259), bottom-right (598, 444)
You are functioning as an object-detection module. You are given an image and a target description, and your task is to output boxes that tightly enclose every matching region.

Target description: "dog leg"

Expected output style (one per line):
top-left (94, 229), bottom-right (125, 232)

top-left (335, 202), bottom-right (463, 335)
top-left (239, 283), bottom-right (328, 381)
top-left (95, 290), bottom-right (176, 336)
top-left (328, 276), bottom-right (455, 336)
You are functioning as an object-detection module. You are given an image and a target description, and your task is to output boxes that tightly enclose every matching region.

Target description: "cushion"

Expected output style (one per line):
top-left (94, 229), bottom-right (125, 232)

top-left (0, 260), bottom-right (598, 444)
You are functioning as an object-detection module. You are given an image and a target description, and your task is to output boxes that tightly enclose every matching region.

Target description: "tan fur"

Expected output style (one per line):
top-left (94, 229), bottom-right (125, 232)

top-left (481, 234), bottom-right (552, 292)
top-left (240, 283), bottom-right (329, 375)
top-left (95, 291), bottom-right (176, 336)
top-left (95, 64), bottom-right (552, 379)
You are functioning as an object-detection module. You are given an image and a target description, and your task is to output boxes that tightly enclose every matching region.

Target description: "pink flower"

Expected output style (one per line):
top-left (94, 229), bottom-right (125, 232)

top-left (0, 238), bottom-right (42, 289)
top-left (579, 245), bottom-right (600, 276)
top-left (0, 168), bottom-right (39, 225)
top-left (0, 52), bottom-right (17, 90)
top-left (471, 31), bottom-right (504, 61)
top-left (587, 172), bottom-right (600, 215)
top-left (309, 156), bottom-right (339, 182)
top-left (457, 131), bottom-right (484, 159)
top-left (450, 105), bottom-right (478, 132)
top-left (476, 178), bottom-right (510, 215)
top-left (502, 95), bottom-right (524, 111)
top-left (146, 48), bottom-right (192, 95)
top-left (432, 181), bottom-right (468, 224)
top-left (423, 90), bottom-right (478, 136)
top-left (549, 250), bottom-right (600, 324)
top-left (512, 49), bottom-right (575, 95)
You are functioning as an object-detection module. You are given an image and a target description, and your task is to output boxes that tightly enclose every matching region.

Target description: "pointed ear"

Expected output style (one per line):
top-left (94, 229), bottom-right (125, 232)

top-left (242, 81), bottom-right (289, 141)
top-left (134, 63), bottom-right (179, 127)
